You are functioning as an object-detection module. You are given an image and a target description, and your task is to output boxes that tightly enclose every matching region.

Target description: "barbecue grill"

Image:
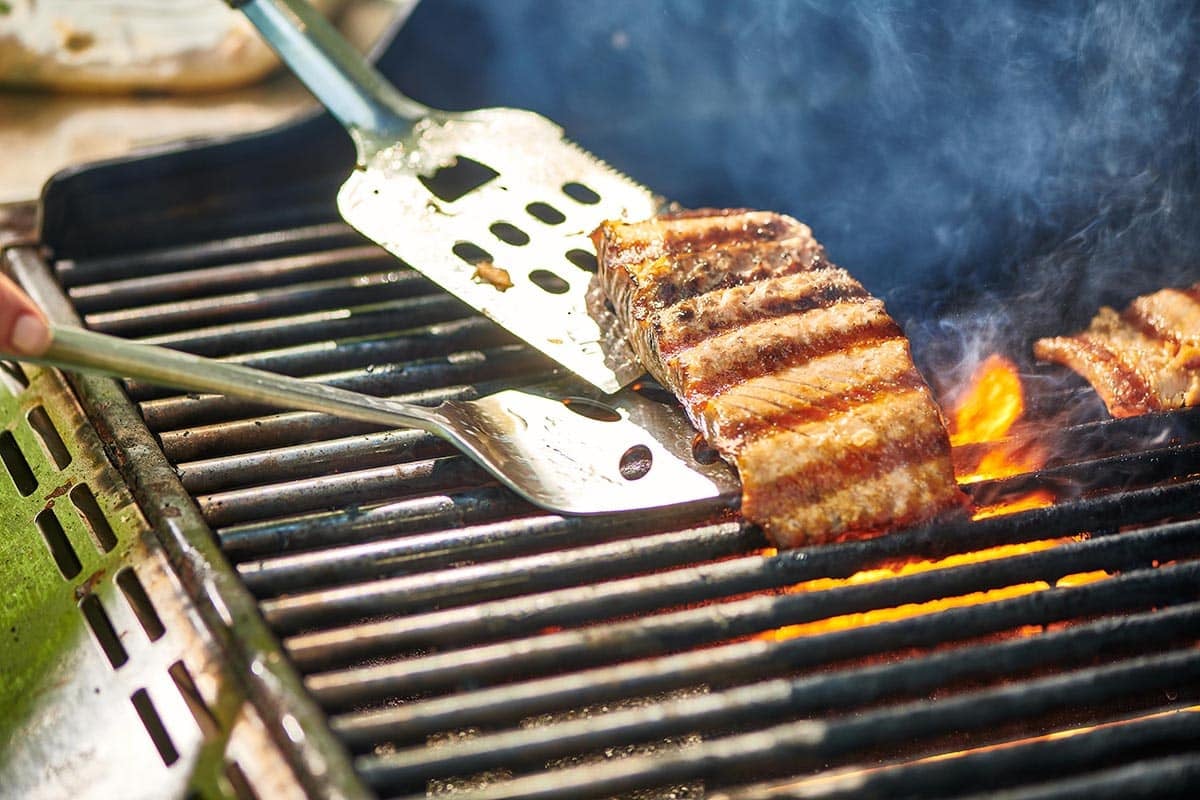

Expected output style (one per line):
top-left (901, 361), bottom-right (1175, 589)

top-left (5, 3), bottom-right (1200, 798)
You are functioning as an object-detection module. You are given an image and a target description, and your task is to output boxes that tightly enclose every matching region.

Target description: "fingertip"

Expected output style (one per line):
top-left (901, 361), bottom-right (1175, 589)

top-left (9, 312), bottom-right (51, 357)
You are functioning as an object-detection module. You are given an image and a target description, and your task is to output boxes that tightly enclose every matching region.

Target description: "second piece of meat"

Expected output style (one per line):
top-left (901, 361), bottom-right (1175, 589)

top-left (1034, 285), bottom-right (1200, 418)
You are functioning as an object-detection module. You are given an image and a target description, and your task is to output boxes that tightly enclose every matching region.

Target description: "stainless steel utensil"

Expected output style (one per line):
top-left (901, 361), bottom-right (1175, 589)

top-left (229, 0), bottom-right (659, 393)
top-left (17, 325), bottom-right (736, 514)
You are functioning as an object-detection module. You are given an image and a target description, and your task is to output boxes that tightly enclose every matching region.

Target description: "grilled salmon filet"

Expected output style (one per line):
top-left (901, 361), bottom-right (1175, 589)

top-left (1034, 285), bottom-right (1200, 418)
top-left (591, 209), bottom-right (967, 547)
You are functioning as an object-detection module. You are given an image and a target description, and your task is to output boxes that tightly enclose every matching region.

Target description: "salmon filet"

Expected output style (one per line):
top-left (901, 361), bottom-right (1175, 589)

top-left (592, 209), bottom-right (966, 547)
top-left (1034, 285), bottom-right (1200, 418)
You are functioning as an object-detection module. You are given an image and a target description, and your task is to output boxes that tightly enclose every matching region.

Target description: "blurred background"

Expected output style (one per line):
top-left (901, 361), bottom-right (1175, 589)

top-left (6, 0), bottom-right (1200, 355)
top-left (0, 0), bottom-right (411, 203)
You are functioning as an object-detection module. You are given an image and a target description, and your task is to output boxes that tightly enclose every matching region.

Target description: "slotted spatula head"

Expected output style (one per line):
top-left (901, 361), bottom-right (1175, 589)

top-left (343, 108), bottom-right (659, 393)
top-left (234, 0), bottom-right (660, 393)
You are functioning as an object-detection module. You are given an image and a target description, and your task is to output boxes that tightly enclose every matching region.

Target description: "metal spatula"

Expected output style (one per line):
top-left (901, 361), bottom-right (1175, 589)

top-left (229, 0), bottom-right (659, 393)
top-left (17, 325), bottom-right (736, 514)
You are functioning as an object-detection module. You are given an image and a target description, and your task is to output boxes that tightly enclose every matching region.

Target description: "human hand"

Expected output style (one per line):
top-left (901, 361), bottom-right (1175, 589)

top-left (0, 272), bottom-right (51, 357)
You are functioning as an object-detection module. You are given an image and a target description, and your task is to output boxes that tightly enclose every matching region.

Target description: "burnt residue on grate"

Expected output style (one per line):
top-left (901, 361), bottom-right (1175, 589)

top-left (58, 223), bottom-right (1200, 800)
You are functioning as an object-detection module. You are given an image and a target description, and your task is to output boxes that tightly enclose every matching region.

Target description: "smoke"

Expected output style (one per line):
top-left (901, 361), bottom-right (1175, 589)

top-left (384, 0), bottom-right (1200, 360)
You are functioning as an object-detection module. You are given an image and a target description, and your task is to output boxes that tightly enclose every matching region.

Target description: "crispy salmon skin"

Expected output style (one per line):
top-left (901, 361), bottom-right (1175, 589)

top-left (591, 209), bottom-right (966, 547)
top-left (1034, 285), bottom-right (1200, 418)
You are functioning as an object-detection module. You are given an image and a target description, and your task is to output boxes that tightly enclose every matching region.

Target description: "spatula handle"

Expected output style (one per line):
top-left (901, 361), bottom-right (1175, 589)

top-left (230, 0), bottom-right (427, 143)
top-left (18, 324), bottom-right (446, 436)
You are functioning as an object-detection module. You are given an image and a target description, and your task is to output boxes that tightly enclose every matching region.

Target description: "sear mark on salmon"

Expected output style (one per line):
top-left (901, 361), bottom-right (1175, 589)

top-left (592, 209), bottom-right (967, 548)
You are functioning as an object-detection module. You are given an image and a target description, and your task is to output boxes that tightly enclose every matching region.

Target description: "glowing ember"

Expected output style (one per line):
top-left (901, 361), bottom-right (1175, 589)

top-left (763, 539), bottom-right (1107, 642)
top-left (971, 489), bottom-right (1055, 520)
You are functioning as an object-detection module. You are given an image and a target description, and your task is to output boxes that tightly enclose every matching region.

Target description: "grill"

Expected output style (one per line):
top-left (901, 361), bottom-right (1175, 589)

top-left (7, 6), bottom-right (1200, 798)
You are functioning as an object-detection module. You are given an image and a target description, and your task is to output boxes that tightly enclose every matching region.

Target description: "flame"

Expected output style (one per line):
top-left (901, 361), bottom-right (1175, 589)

top-left (763, 538), bottom-right (1106, 642)
top-left (949, 354), bottom-right (1047, 484)
top-left (971, 489), bottom-right (1055, 520)
top-left (950, 354), bottom-right (1026, 447)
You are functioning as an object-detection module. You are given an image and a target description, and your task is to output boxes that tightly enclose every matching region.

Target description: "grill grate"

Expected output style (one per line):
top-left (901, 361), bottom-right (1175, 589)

top-left (50, 221), bottom-right (1200, 799)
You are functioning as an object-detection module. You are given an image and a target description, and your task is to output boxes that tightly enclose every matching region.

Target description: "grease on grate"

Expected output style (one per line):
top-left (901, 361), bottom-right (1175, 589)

top-left (526, 688), bottom-right (707, 800)
top-left (423, 688), bottom-right (709, 798)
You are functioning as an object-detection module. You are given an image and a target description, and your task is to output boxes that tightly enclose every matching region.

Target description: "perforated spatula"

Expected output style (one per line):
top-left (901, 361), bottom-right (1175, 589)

top-left (14, 325), bottom-right (737, 514)
top-left (229, 0), bottom-right (660, 393)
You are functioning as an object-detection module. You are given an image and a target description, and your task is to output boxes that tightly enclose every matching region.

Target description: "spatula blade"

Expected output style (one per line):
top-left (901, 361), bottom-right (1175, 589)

top-left (339, 108), bottom-right (659, 394)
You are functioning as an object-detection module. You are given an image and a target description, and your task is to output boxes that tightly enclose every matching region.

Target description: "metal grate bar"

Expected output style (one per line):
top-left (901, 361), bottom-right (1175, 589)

top-left (241, 497), bottom-right (736, 594)
top-left (124, 317), bottom-right (511, 402)
top-left (217, 486), bottom-right (530, 560)
top-left (256, 521), bottom-right (757, 619)
top-left (266, 474), bottom-right (1200, 642)
top-left (178, 428), bottom-right (451, 495)
top-left (56, 222), bottom-right (363, 288)
top-left (712, 708), bottom-right (1200, 800)
top-left (354, 601), bottom-right (1200, 786)
top-left (327, 560), bottom-right (1200, 749)
top-left (140, 343), bottom-right (544, 430)
top-left (288, 521), bottom-right (1191, 675)
top-left (156, 384), bottom-right (485, 463)
top-left (378, 649), bottom-right (1200, 800)
top-left (135, 295), bottom-right (472, 356)
top-left (204, 455), bottom-right (494, 530)
top-left (70, 245), bottom-right (392, 314)
top-left (968, 440), bottom-right (1200, 508)
top-left (302, 519), bottom-right (1200, 709)
top-left (87, 270), bottom-right (437, 338)
top-left (949, 752), bottom-right (1200, 800)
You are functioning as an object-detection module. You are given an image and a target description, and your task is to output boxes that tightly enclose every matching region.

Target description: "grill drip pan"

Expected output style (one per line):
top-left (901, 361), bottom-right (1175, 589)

top-left (5, 204), bottom-right (1200, 799)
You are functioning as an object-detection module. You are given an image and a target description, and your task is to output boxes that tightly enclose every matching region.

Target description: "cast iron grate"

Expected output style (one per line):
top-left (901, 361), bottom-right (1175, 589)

top-left (54, 223), bottom-right (1200, 800)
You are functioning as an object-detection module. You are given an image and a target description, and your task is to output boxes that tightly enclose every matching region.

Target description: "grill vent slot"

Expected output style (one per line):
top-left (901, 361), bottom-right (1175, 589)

top-left (223, 762), bottom-right (260, 800)
top-left (1, 430), bottom-right (37, 495)
top-left (169, 660), bottom-right (219, 739)
top-left (72, 483), bottom-right (118, 553)
top-left (117, 567), bottom-right (165, 642)
top-left (79, 593), bottom-right (128, 668)
top-left (26, 405), bottom-right (72, 469)
top-left (0, 360), bottom-right (28, 392)
top-left (130, 688), bottom-right (179, 766)
top-left (36, 508), bottom-right (81, 579)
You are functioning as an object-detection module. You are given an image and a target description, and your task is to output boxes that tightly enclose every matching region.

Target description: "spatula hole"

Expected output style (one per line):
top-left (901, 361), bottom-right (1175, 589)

top-left (562, 182), bottom-right (601, 205)
top-left (490, 222), bottom-right (530, 246)
top-left (619, 445), bottom-right (653, 480)
top-left (565, 248), bottom-right (598, 273)
top-left (692, 437), bottom-right (723, 465)
top-left (562, 397), bottom-right (621, 422)
top-left (527, 202), bottom-right (566, 225)
top-left (453, 242), bottom-right (493, 265)
top-left (419, 156), bottom-right (500, 202)
top-left (529, 269), bottom-right (570, 294)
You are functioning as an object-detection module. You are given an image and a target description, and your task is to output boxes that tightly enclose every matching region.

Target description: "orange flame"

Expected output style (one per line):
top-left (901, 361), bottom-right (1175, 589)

top-left (949, 354), bottom-right (1047, 484)
top-left (763, 537), bottom-right (1106, 642)
top-left (950, 354), bottom-right (1026, 447)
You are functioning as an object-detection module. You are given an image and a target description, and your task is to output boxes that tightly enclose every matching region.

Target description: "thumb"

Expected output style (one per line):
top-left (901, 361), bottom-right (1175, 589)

top-left (0, 273), bottom-right (51, 357)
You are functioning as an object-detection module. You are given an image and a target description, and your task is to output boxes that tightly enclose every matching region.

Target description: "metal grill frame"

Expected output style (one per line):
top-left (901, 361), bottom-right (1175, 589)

top-left (3, 242), bottom-right (370, 800)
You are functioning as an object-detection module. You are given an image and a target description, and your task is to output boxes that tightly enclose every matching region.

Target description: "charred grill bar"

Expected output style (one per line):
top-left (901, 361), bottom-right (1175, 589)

top-left (12, 208), bottom-right (1195, 798)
